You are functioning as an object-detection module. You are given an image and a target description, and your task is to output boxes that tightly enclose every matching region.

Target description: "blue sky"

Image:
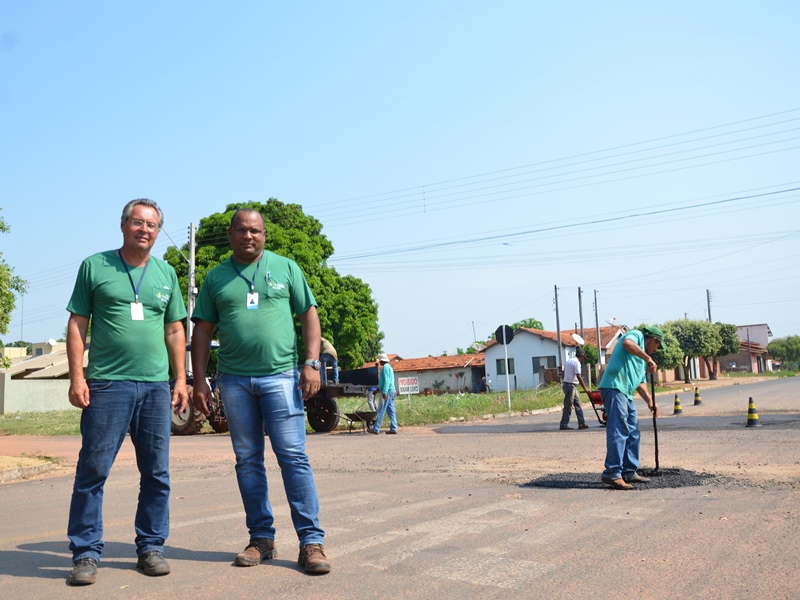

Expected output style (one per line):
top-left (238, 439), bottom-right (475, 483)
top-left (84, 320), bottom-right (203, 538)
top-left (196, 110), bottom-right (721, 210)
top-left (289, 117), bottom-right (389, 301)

top-left (2, 1), bottom-right (798, 358)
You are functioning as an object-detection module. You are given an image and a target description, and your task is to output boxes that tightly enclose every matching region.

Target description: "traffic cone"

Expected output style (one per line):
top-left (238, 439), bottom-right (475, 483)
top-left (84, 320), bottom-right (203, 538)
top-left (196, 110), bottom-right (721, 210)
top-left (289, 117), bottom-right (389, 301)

top-left (694, 387), bottom-right (702, 406)
top-left (673, 394), bottom-right (683, 415)
top-left (746, 397), bottom-right (761, 427)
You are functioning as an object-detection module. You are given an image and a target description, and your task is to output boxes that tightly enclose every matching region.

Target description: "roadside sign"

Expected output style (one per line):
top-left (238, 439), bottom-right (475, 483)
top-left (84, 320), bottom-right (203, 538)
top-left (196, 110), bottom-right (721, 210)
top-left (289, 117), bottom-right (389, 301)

top-left (495, 325), bottom-right (514, 344)
top-left (398, 377), bottom-right (419, 395)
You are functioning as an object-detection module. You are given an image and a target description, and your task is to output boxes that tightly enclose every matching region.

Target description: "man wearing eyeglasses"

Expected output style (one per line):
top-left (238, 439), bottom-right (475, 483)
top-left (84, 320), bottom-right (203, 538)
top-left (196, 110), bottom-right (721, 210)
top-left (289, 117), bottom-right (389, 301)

top-left (65, 199), bottom-right (188, 585)
top-left (190, 207), bottom-right (330, 575)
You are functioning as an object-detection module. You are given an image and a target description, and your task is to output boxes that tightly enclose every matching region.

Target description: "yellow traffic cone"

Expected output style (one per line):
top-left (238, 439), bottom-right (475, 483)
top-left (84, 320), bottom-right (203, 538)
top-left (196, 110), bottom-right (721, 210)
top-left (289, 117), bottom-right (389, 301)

top-left (694, 387), bottom-right (702, 406)
top-left (746, 397), bottom-right (761, 427)
top-left (673, 394), bottom-right (683, 415)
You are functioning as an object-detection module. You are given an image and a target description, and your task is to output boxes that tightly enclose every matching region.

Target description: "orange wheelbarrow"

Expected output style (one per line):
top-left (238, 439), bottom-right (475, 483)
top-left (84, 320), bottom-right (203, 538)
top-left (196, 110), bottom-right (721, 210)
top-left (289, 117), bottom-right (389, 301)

top-left (584, 390), bottom-right (607, 426)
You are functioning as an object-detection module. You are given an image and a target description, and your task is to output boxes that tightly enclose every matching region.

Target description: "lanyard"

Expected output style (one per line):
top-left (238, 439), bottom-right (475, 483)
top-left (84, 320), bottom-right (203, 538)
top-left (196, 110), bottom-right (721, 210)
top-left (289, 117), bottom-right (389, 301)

top-left (117, 249), bottom-right (150, 303)
top-left (231, 255), bottom-right (261, 293)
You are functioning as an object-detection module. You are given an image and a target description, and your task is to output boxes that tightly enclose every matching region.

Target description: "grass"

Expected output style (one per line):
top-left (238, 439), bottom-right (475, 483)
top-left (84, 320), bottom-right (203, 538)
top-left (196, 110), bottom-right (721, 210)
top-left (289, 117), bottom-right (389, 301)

top-left (334, 384), bottom-right (566, 428)
top-left (3, 373), bottom-right (794, 436)
top-left (0, 410), bottom-right (82, 437)
top-left (723, 370), bottom-right (797, 379)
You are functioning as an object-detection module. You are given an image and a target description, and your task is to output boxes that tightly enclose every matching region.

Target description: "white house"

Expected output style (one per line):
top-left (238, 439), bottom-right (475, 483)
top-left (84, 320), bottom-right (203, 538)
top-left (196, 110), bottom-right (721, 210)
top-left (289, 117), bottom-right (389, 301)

top-left (483, 328), bottom-right (582, 391)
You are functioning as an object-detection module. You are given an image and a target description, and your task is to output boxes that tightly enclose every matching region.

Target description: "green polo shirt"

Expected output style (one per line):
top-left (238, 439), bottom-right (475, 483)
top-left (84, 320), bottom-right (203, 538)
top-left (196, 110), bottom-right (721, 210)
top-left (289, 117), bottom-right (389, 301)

top-left (192, 251), bottom-right (316, 376)
top-left (67, 250), bottom-right (187, 381)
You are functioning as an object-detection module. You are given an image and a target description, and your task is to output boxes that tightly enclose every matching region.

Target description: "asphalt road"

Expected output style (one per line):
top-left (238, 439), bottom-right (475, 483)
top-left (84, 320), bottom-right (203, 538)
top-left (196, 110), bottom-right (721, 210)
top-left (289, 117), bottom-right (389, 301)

top-left (0, 378), bottom-right (798, 599)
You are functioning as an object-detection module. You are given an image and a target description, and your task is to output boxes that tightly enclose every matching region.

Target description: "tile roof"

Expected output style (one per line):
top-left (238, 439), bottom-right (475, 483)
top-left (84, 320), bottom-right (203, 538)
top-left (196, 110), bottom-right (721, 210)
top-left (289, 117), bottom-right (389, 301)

top-left (391, 354), bottom-right (485, 372)
top-left (560, 326), bottom-right (625, 349)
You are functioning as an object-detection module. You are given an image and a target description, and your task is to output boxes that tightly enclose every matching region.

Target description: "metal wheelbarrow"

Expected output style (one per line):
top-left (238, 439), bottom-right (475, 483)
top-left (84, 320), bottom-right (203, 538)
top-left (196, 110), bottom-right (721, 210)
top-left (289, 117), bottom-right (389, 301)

top-left (584, 390), bottom-right (607, 426)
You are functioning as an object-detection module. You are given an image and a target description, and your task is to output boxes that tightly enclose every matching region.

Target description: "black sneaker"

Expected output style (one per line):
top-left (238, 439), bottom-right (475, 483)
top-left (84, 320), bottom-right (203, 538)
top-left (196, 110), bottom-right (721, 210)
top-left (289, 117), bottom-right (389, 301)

top-left (560, 425), bottom-right (574, 430)
top-left (68, 557), bottom-right (97, 586)
top-left (136, 550), bottom-right (171, 576)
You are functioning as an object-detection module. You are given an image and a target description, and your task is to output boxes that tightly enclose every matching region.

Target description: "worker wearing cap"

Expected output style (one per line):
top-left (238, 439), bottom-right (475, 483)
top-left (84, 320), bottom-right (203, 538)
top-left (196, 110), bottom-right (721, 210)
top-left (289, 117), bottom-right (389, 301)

top-left (560, 347), bottom-right (590, 430)
top-left (598, 325), bottom-right (664, 490)
top-left (369, 354), bottom-right (397, 434)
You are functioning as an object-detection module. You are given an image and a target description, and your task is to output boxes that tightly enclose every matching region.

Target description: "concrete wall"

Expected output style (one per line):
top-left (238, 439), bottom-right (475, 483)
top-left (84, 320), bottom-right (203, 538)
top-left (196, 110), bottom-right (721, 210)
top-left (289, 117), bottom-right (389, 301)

top-left (0, 373), bottom-right (74, 414)
top-left (393, 368), bottom-right (480, 394)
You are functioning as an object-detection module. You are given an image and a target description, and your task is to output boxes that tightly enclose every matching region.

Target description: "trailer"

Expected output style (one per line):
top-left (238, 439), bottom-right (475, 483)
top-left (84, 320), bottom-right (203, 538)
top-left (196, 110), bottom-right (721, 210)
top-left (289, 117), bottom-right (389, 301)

top-left (305, 366), bottom-right (379, 432)
top-left (172, 365), bottom-right (379, 435)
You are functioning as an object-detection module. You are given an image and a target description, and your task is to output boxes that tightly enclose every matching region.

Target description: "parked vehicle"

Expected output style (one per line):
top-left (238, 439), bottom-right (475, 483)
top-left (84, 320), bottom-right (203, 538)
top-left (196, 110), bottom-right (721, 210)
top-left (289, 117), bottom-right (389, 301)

top-left (171, 365), bottom-right (378, 435)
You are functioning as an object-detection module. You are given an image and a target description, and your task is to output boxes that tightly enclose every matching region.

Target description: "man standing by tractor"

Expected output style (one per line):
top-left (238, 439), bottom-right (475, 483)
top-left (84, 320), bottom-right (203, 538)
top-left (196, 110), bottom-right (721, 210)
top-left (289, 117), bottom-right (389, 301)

top-left (190, 207), bottom-right (330, 574)
top-left (65, 199), bottom-right (188, 585)
top-left (560, 347), bottom-right (590, 430)
top-left (598, 325), bottom-right (664, 490)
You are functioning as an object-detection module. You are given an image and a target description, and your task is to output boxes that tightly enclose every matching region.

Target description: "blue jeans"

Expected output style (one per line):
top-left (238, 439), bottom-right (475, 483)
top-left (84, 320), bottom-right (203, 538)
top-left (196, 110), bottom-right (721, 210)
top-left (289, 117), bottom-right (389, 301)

top-left (216, 370), bottom-right (324, 546)
top-left (320, 353), bottom-right (338, 384)
top-left (600, 388), bottom-right (641, 479)
top-left (371, 389), bottom-right (397, 433)
top-left (68, 380), bottom-right (172, 562)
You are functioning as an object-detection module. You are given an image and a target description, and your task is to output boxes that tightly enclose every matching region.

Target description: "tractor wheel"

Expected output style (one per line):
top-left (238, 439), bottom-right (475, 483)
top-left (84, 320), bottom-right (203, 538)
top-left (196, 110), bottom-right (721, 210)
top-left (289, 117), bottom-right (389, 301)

top-left (306, 396), bottom-right (340, 432)
top-left (171, 385), bottom-right (205, 435)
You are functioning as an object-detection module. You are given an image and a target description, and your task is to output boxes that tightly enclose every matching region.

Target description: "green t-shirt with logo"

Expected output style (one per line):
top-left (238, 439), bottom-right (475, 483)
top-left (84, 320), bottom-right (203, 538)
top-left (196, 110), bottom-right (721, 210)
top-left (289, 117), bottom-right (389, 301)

top-left (192, 251), bottom-right (316, 376)
top-left (67, 250), bottom-right (187, 381)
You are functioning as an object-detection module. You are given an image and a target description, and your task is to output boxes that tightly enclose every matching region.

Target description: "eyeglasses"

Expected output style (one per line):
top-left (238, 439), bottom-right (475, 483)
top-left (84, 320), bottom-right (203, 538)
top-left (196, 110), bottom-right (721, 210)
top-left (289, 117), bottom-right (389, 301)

top-left (129, 218), bottom-right (159, 232)
top-left (233, 226), bottom-right (264, 236)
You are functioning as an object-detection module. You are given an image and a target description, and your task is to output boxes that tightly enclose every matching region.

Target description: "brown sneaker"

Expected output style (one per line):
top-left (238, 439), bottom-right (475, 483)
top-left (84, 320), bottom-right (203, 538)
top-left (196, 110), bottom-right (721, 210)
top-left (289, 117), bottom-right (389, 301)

top-left (298, 543), bottom-right (331, 574)
top-left (235, 538), bottom-right (277, 566)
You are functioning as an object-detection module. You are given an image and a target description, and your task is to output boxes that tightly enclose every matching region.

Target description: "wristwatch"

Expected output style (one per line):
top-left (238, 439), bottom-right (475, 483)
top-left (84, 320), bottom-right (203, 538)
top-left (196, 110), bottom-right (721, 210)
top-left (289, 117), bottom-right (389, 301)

top-left (303, 359), bottom-right (321, 370)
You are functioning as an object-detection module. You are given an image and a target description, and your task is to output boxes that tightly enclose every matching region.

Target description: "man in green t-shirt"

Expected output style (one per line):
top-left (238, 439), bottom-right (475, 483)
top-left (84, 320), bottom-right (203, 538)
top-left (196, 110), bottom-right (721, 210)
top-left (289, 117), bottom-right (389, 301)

top-left (191, 208), bottom-right (330, 575)
top-left (65, 199), bottom-right (188, 586)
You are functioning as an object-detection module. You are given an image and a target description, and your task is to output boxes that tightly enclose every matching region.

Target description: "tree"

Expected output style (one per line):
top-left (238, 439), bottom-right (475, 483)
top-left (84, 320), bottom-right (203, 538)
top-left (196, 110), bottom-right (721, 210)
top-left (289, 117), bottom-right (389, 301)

top-left (513, 317), bottom-right (544, 330)
top-left (0, 211), bottom-right (28, 368)
top-left (768, 335), bottom-right (800, 368)
top-left (164, 199), bottom-right (381, 369)
top-left (707, 322), bottom-right (741, 380)
top-left (650, 328), bottom-right (683, 372)
top-left (662, 319), bottom-right (720, 383)
top-left (488, 317), bottom-right (543, 339)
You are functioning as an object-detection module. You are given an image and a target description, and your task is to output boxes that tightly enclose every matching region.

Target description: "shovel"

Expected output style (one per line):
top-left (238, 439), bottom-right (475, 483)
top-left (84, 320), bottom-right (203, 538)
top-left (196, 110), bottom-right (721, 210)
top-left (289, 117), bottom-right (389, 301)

top-left (650, 374), bottom-right (660, 473)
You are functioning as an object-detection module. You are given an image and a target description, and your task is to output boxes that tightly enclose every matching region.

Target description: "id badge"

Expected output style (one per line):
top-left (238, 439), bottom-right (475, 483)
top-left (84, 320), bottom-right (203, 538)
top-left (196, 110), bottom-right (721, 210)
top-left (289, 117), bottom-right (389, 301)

top-left (130, 302), bottom-right (144, 321)
top-left (247, 292), bottom-right (259, 310)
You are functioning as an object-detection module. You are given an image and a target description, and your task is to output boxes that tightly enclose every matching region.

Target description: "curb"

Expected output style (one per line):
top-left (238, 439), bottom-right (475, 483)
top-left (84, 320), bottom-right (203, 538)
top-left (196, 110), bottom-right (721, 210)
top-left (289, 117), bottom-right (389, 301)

top-left (0, 462), bottom-right (57, 483)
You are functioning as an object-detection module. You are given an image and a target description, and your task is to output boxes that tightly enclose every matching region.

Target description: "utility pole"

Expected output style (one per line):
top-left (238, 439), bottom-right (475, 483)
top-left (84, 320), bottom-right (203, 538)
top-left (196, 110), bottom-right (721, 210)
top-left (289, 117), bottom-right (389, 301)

top-left (554, 285), bottom-right (563, 371)
top-left (578, 287), bottom-right (585, 340)
top-left (706, 289), bottom-right (712, 323)
top-left (594, 289), bottom-right (602, 365)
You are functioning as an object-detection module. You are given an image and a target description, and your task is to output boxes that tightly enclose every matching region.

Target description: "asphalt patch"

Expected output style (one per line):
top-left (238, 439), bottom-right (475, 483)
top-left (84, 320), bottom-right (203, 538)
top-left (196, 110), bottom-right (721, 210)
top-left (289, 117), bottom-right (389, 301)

top-left (523, 468), bottom-right (732, 490)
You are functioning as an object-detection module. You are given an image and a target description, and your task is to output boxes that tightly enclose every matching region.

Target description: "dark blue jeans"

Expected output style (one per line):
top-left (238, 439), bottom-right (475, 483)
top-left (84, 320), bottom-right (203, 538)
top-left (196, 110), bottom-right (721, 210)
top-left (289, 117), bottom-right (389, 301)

top-left (68, 380), bottom-right (172, 562)
top-left (216, 370), bottom-right (325, 546)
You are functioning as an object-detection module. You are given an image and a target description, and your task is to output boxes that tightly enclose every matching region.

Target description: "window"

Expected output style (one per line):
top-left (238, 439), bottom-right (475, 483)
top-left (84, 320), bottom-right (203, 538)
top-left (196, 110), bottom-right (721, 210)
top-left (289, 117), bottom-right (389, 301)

top-left (496, 358), bottom-right (515, 375)
top-left (532, 356), bottom-right (556, 369)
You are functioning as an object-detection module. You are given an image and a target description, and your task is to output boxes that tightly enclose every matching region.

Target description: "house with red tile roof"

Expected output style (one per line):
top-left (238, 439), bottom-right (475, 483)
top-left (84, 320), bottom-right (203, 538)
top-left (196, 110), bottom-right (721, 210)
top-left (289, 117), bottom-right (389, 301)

top-left (483, 326), bottom-right (627, 390)
top-left (389, 354), bottom-right (486, 394)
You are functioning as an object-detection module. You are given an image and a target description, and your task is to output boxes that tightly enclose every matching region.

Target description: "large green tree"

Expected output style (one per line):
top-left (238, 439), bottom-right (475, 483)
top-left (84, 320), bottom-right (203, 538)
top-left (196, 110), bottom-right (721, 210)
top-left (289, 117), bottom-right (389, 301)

top-left (0, 211), bottom-right (28, 367)
top-left (768, 335), bottom-right (800, 368)
top-left (706, 322), bottom-right (741, 380)
top-left (164, 199), bottom-right (382, 369)
top-left (488, 317), bottom-right (544, 340)
top-left (663, 319), bottom-right (721, 383)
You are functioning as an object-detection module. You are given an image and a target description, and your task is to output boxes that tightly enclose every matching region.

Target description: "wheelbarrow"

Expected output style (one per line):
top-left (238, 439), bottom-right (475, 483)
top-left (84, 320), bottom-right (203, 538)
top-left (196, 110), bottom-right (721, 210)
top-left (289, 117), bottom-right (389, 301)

top-left (343, 388), bottom-right (378, 433)
top-left (584, 390), bottom-right (607, 426)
